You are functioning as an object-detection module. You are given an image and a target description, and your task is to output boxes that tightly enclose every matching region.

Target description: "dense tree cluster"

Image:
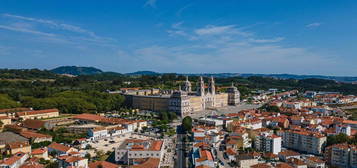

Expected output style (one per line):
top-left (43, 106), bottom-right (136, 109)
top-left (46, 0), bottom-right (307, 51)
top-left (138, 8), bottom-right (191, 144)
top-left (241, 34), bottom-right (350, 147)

top-left (327, 133), bottom-right (357, 146)
top-left (182, 116), bottom-right (193, 133)
top-left (259, 104), bottom-right (281, 112)
top-left (1, 69), bottom-right (357, 114)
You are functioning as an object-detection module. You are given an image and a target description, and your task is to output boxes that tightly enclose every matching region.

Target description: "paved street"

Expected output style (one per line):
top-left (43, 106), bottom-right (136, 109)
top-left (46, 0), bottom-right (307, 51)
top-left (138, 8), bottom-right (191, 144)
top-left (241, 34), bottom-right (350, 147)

top-left (175, 126), bottom-right (187, 168)
top-left (216, 147), bottom-right (232, 168)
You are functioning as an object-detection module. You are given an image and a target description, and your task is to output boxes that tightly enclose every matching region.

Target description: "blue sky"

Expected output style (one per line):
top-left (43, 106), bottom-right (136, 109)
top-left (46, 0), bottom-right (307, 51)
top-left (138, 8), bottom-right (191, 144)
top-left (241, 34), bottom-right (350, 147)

top-left (0, 0), bottom-right (356, 75)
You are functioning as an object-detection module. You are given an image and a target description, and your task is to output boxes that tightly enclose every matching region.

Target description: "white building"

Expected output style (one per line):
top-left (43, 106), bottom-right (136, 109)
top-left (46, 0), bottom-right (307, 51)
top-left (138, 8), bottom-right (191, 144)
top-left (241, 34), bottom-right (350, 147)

top-left (191, 148), bottom-right (215, 168)
top-left (336, 124), bottom-right (351, 136)
top-left (87, 127), bottom-right (108, 140)
top-left (57, 155), bottom-right (88, 168)
top-left (0, 152), bottom-right (29, 168)
top-left (115, 139), bottom-right (164, 165)
top-left (254, 133), bottom-right (282, 154)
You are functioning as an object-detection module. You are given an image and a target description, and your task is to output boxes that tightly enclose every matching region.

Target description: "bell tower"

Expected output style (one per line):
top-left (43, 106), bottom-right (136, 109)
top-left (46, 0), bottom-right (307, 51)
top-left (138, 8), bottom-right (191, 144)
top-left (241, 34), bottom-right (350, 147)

top-left (197, 76), bottom-right (205, 96)
top-left (182, 76), bottom-right (192, 92)
top-left (208, 76), bottom-right (215, 95)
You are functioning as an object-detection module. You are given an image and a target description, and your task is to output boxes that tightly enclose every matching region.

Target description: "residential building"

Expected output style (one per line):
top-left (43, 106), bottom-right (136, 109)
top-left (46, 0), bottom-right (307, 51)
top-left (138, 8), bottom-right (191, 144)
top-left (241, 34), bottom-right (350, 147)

top-left (31, 148), bottom-right (49, 160)
top-left (305, 156), bottom-right (325, 168)
top-left (236, 154), bottom-right (258, 168)
top-left (19, 131), bottom-right (52, 143)
top-left (0, 108), bottom-right (32, 119)
top-left (48, 142), bottom-right (77, 155)
top-left (131, 158), bottom-right (160, 168)
top-left (0, 116), bottom-right (11, 128)
top-left (254, 133), bottom-right (282, 154)
top-left (87, 127), bottom-right (108, 141)
top-left (0, 152), bottom-right (29, 168)
top-left (287, 158), bottom-right (307, 168)
top-left (281, 129), bottom-right (326, 155)
top-left (225, 148), bottom-right (237, 162)
top-left (6, 142), bottom-right (31, 155)
top-left (21, 119), bottom-right (46, 131)
top-left (191, 148), bottom-right (215, 168)
top-left (329, 143), bottom-right (357, 168)
top-left (278, 150), bottom-right (300, 162)
top-left (16, 109), bottom-right (59, 120)
top-left (115, 139), bottom-right (163, 165)
top-left (57, 155), bottom-right (88, 168)
top-left (88, 161), bottom-right (119, 168)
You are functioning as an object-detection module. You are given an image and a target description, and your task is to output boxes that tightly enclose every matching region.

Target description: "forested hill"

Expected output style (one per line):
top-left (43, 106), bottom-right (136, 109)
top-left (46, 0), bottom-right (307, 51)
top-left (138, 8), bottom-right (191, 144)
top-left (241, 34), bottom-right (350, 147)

top-left (0, 68), bottom-right (357, 114)
top-left (0, 69), bottom-right (58, 79)
top-left (50, 66), bottom-right (103, 76)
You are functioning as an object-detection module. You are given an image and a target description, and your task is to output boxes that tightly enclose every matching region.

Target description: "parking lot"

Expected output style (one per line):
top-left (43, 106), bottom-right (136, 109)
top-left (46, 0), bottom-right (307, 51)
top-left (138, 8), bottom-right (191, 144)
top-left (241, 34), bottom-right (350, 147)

top-left (81, 133), bottom-right (165, 157)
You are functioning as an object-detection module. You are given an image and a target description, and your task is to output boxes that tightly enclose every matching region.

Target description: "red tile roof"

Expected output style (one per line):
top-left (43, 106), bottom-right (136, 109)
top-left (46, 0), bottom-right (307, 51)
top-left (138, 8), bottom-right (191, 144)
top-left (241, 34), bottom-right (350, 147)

top-left (20, 131), bottom-right (52, 139)
top-left (131, 158), bottom-right (160, 168)
top-left (278, 150), bottom-right (300, 157)
top-left (0, 152), bottom-right (27, 166)
top-left (48, 142), bottom-right (71, 152)
top-left (149, 141), bottom-right (163, 151)
top-left (31, 148), bottom-right (47, 155)
top-left (196, 150), bottom-right (213, 162)
top-left (22, 119), bottom-right (45, 129)
top-left (20, 161), bottom-right (44, 168)
top-left (251, 163), bottom-right (272, 168)
top-left (17, 109), bottom-right (59, 116)
top-left (7, 141), bottom-right (30, 149)
top-left (57, 155), bottom-right (85, 163)
top-left (276, 163), bottom-right (293, 168)
top-left (89, 161), bottom-right (119, 168)
top-left (0, 116), bottom-right (10, 120)
top-left (0, 108), bottom-right (31, 113)
top-left (226, 148), bottom-right (237, 155)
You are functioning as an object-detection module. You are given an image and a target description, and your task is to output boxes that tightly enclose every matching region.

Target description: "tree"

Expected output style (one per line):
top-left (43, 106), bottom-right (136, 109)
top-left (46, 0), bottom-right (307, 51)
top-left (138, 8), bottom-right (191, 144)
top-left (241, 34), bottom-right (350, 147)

top-left (260, 104), bottom-right (280, 112)
top-left (182, 116), bottom-right (193, 133)
top-left (327, 133), bottom-right (349, 146)
top-left (85, 153), bottom-right (91, 161)
top-left (45, 161), bottom-right (58, 168)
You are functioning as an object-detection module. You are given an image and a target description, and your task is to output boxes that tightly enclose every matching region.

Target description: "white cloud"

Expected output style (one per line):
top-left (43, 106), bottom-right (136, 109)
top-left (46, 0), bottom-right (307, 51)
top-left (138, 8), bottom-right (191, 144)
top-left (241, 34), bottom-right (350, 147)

top-left (1, 13), bottom-right (115, 45)
top-left (176, 3), bottom-right (192, 17)
top-left (122, 24), bottom-right (336, 74)
top-left (171, 21), bottom-right (184, 29)
top-left (249, 37), bottom-right (285, 43)
top-left (306, 22), bottom-right (322, 28)
top-left (194, 25), bottom-right (252, 37)
top-left (2, 13), bottom-right (113, 42)
top-left (144, 0), bottom-right (157, 8)
top-left (0, 25), bottom-right (55, 36)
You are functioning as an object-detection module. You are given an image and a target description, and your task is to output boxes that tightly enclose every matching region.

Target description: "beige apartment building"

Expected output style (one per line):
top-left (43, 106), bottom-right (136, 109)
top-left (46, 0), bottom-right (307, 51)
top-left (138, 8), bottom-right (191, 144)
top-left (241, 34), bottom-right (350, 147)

top-left (281, 129), bottom-right (326, 155)
top-left (16, 109), bottom-right (59, 120)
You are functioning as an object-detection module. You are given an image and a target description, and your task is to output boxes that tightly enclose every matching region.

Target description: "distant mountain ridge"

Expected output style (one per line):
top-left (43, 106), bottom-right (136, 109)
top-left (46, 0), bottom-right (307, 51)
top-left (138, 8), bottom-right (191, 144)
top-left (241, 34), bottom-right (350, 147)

top-left (51, 66), bottom-right (103, 76)
top-left (125, 71), bottom-right (160, 76)
top-left (49, 66), bottom-right (357, 83)
top-left (125, 71), bottom-right (357, 83)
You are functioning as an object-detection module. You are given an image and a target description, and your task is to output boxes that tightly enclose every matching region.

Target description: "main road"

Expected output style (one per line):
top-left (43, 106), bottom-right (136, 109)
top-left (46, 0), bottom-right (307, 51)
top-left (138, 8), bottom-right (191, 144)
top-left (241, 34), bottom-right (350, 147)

top-left (175, 125), bottom-right (187, 168)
